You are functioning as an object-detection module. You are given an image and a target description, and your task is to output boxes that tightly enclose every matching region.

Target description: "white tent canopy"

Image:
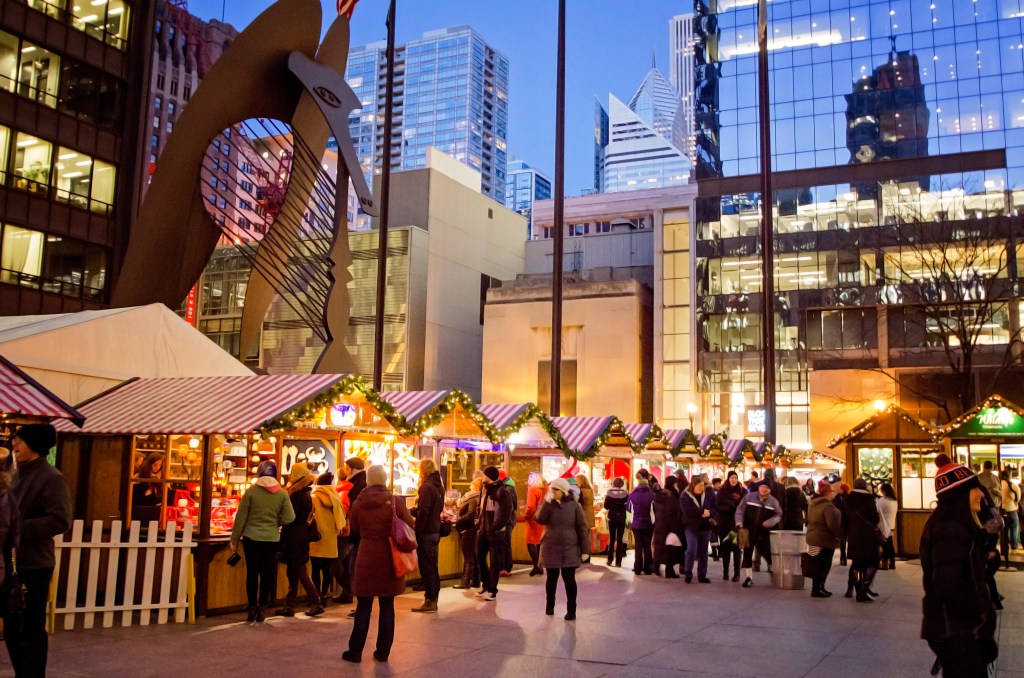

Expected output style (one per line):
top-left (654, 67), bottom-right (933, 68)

top-left (0, 303), bottom-right (252, 405)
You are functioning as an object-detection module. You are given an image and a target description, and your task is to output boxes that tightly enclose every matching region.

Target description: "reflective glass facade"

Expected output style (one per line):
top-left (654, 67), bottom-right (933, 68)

top-left (692, 0), bottom-right (1024, 447)
top-left (504, 160), bottom-right (552, 241)
top-left (345, 26), bottom-right (510, 228)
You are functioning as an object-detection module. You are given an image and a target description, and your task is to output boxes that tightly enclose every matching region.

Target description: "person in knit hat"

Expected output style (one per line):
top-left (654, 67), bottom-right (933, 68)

top-left (476, 466), bottom-right (513, 601)
top-left (231, 459), bottom-right (294, 623)
top-left (920, 463), bottom-right (997, 676)
top-left (805, 479), bottom-right (843, 598)
top-left (5, 424), bottom-right (71, 675)
top-left (275, 462), bottom-right (323, 618)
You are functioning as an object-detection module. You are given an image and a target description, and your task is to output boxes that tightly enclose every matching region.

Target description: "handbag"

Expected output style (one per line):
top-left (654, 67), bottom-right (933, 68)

top-left (738, 527), bottom-right (750, 549)
top-left (306, 508), bottom-right (322, 542)
top-left (800, 552), bottom-right (817, 577)
top-left (390, 497), bottom-right (417, 553)
top-left (666, 532), bottom-right (683, 548)
top-left (391, 544), bottom-right (418, 577)
top-left (439, 517), bottom-right (453, 538)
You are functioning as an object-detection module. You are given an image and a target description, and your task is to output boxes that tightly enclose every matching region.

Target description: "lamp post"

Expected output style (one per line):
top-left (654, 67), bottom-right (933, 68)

top-left (687, 402), bottom-right (698, 431)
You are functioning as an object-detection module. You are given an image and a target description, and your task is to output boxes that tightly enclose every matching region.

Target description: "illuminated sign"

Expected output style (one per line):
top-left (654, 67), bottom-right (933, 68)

top-left (951, 406), bottom-right (1024, 437)
top-left (184, 286), bottom-right (198, 326)
top-left (746, 408), bottom-right (767, 436)
top-left (329, 403), bottom-right (357, 427)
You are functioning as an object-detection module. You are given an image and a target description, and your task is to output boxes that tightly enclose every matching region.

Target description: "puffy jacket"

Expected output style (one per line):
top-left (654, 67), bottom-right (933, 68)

top-left (628, 484), bottom-right (656, 530)
top-left (413, 471), bottom-right (444, 535)
top-left (536, 497), bottom-right (590, 568)
top-left (10, 457), bottom-right (71, 570)
top-left (806, 496), bottom-right (842, 549)
top-left (603, 487), bottom-right (629, 524)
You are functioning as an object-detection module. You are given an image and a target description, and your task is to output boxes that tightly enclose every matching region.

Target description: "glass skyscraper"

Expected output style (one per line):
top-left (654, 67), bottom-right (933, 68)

top-left (691, 0), bottom-right (1024, 449)
top-left (504, 160), bottom-right (552, 240)
top-left (345, 26), bottom-right (510, 229)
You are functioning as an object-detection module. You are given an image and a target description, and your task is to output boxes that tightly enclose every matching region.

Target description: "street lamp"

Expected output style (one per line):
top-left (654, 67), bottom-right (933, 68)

top-left (873, 399), bottom-right (887, 412)
top-left (687, 402), bottom-right (698, 430)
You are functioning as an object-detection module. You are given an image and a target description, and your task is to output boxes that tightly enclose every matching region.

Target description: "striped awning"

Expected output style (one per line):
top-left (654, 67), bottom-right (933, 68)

top-left (624, 423), bottom-right (652, 445)
top-left (753, 441), bottom-right (771, 458)
top-left (379, 390), bottom-right (451, 426)
top-left (477, 403), bottom-right (532, 433)
top-left (723, 438), bottom-right (754, 462)
top-left (0, 355), bottom-right (84, 424)
top-left (551, 416), bottom-right (615, 456)
top-left (697, 434), bottom-right (715, 450)
top-left (663, 428), bottom-right (700, 453)
top-left (52, 374), bottom-right (348, 435)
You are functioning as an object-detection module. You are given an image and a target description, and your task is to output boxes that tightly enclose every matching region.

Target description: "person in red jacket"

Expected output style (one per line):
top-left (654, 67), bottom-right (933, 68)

top-left (524, 472), bottom-right (546, 576)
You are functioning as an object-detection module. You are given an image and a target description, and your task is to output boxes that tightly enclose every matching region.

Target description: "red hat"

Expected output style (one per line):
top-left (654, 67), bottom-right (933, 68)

top-left (498, 469), bottom-right (508, 480)
top-left (934, 463), bottom-right (982, 499)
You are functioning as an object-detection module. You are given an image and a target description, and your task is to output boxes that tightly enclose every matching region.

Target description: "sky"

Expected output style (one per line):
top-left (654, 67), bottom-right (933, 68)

top-left (188, 0), bottom-right (685, 194)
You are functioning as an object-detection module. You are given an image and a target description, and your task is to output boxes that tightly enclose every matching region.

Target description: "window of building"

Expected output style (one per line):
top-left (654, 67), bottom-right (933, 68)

top-left (16, 42), bottom-right (60, 108)
top-left (12, 133), bottom-right (52, 194)
top-left (59, 61), bottom-right (123, 128)
top-left (154, 95), bottom-right (162, 111)
top-left (153, 115), bottom-right (160, 129)
top-left (218, 197), bottom-right (226, 209)
top-left (183, 85), bottom-right (191, 101)
top-left (168, 102), bottom-right (176, 116)
top-left (21, 1), bottom-right (66, 22)
top-left (170, 80), bottom-right (178, 96)
top-left (166, 121), bottom-right (173, 133)
top-left (0, 125), bottom-right (9, 177)
top-left (238, 199), bottom-right (252, 211)
top-left (156, 74), bottom-right (165, 91)
top-left (0, 223), bottom-right (107, 300)
top-left (70, 0), bottom-right (131, 51)
top-left (52, 148), bottom-right (116, 214)
top-left (240, 180), bottom-right (253, 193)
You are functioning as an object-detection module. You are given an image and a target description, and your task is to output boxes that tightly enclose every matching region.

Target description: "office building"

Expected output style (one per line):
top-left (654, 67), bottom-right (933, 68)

top-left (0, 0), bottom-right (152, 315)
top-left (691, 0), bottom-right (1024, 452)
top-left (504, 159), bottom-right (551, 240)
top-left (668, 13), bottom-right (696, 161)
top-left (595, 65), bottom-right (691, 194)
top-left (345, 26), bottom-right (510, 229)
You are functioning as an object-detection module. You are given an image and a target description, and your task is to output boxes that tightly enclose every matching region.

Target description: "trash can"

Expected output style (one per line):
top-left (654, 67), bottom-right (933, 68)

top-left (769, 530), bottom-right (806, 590)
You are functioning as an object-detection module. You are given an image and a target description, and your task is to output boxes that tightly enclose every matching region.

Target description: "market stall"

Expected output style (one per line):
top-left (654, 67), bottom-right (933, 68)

top-left (53, 373), bottom-right (403, 614)
top-left (626, 423), bottom-right (677, 488)
top-left (0, 353), bottom-right (84, 447)
top-left (828, 404), bottom-right (941, 555)
top-left (663, 428), bottom-right (701, 476)
top-left (783, 449), bottom-right (845, 485)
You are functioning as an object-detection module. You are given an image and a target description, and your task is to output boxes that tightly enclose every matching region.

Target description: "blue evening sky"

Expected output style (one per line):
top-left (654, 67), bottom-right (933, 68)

top-left (189, 0), bottom-right (682, 195)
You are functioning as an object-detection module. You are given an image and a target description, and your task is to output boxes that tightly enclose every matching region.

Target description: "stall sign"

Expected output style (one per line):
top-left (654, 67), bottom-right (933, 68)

top-left (951, 406), bottom-right (1024, 437)
top-left (184, 286), bottom-right (198, 326)
top-left (329, 403), bottom-right (357, 427)
top-left (745, 408), bottom-right (767, 436)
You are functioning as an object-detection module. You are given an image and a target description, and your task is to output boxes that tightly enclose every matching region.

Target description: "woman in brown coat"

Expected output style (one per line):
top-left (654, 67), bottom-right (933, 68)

top-left (343, 465), bottom-right (413, 664)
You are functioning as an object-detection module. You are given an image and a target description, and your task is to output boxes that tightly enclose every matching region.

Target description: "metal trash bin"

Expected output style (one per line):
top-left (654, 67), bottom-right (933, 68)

top-left (769, 530), bottom-right (806, 590)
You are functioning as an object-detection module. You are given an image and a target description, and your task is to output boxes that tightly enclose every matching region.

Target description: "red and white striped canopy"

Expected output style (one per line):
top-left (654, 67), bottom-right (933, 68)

top-left (0, 355), bottom-right (83, 424)
top-left (476, 403), bottom-right (531, 432)
top-left (53, 374), bottom-right (347, 435)
top-left (550, 416), bottom-right (615, 456)
top-left (380, 390), bottom-right (450, 426)
top-left (624, 423), bottom-right (652, 446)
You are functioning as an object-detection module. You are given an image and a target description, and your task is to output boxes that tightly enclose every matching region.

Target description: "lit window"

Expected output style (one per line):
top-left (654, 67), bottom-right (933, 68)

top-left (13, 132), bottom-right (53, 194)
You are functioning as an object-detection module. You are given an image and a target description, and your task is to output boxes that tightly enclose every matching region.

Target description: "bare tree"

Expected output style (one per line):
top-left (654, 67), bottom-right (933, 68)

top-left (877, 205), bottom-right (1023, 412)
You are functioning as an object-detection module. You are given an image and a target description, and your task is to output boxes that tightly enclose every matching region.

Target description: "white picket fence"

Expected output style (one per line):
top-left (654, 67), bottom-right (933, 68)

top-left (49, 520), bottom-right (196, 633)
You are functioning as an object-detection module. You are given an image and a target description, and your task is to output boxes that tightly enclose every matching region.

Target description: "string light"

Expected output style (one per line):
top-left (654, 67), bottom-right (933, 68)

top-left (827, 403), bottom-right (939, 449)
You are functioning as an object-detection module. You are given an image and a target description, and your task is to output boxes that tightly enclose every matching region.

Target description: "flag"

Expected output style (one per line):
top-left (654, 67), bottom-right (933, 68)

top-left (338, 0), bottom-right (359, 18)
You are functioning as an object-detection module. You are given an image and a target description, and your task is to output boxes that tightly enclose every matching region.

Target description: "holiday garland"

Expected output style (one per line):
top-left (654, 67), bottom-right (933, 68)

top-left (827, 404), bottom-right (939, 449)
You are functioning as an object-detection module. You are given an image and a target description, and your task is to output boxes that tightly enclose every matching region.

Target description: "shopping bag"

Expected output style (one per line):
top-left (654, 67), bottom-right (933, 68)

top-left (391, 543), bottom-right (418, 577)
top-left (390, 497), bottom-right (417, 553)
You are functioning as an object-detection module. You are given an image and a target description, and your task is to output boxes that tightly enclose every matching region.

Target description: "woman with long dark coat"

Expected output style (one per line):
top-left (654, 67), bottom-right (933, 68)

top-left (844, 478), bottom-right (882, 602)
top-left (652, 475), bottom-right (684, 577)
top-left (536, 477), bottom-right (590, 621)
top-left (343, 465), bottom-right (414, 663)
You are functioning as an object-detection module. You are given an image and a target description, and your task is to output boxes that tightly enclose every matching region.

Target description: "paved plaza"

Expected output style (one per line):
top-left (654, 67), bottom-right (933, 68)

top-left (8, 558), bottom-right (1021, 678)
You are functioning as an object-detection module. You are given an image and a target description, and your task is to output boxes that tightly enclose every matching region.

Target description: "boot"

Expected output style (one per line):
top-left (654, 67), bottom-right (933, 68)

top-left (453, 561), bottom-right (474, 589)
top-left (564, 602), bottom-right (576, 621)
top-left (255, 606), bottom-right (266, 623)
top-left (246, 606), bottom-right (258, 623)
top-left (412, 598), bottom-right (438, 613)
top-left (665, 566), bottom-right (679, 579)
top-left (853, 571), bottom-right (872, 603)
top-left (545, 594), bottom-right (555, 616)
top-left (845, 569), bottom-right (855, 598)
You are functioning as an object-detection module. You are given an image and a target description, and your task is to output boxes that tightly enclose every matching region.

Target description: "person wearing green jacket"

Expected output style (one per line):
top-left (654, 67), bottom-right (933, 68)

top-left (230, 460), bottom-right (295, 623)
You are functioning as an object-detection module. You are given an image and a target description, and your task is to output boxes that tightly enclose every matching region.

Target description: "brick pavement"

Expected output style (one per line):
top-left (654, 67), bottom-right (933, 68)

top-left (4, 557), bottom-right (1021, 677)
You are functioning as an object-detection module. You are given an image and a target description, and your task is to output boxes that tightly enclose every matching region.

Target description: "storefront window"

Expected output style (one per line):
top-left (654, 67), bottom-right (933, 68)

top-left (966, 444), bottom-right (997, 475)
top-left (128, 434), bottom-right (204, 532)
top-left (901, 448), bottom-right (941, 510)
top-left (1000, 445), bottom-right (1024, 490)
top-left (13, 133), bottom-right (52, 193)
top-left (342, 436), bottom-right (419, 495)
top-left (857, 447), bottom-right (893, 489)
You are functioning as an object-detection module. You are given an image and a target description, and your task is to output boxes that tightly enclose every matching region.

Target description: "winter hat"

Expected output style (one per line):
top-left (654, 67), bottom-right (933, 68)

top-left (636, 477), bottom-right (649, 486)
top-left (853, 478), bottom-right (869, 491)
top-left (612, 477), bottom-right (624, 488)
top-left (317, 471), bottom-right (334, 486)
top-left (257, 460), bottom-right (278, 478)
top-left (934, 463), bottom-right (982, 499)
top-left (483, 465), bottom-right (500, 482)
top-left (288, 462), bottom-right (314, 489)
top-left (549, 478), bottom-right (570, 495)
top-left (839, 483), bottom-right (851, 493)
top-left (817, 479), bottom-right (833, 495)
top-left (345, 457), bottom-right (365, 470)
top-left (754, 480), bottom-right (771, 490)
top-left (366, 464), bottom-right (388, 487)
top-left (498, 469), bottom-right (509, 480)
top-left (14, 424), bottom-right (56, 455)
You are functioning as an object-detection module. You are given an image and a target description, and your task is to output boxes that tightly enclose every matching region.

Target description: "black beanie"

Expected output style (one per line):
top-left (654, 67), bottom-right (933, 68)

top-left (15, 424), bottom-right (57, 454)
top-left (483, 465), bottom-right (500, 482)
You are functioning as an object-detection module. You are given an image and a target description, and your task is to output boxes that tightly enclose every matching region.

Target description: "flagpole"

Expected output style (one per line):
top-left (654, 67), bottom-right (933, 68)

top-left (373, 0), bottom-right (397, 391)
top-left (550, 0), bottom-right (566, 416)
top-left (757, 0), bottom-right (776, 443)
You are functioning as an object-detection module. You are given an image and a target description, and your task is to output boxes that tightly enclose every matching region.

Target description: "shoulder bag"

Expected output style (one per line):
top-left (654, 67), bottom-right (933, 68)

top-left (306, 508), bottom-right (322, 542)
top-left (854, 509), bottom-right (886, 547)
top-left (389, 497), bottom-right (418, 577)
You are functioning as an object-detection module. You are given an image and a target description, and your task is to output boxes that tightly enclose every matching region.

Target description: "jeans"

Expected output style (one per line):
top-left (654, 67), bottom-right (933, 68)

top-left (503, 523), bottom-right (515, 571)
top-left (347, 596), bottom-right (395, 658)
top-left (241, 538), bottom-right (277, 607)
top-left (333, 539), bottom-right (355, 596)
top-left (545, 567), bottom-right (578, 610)
top-left (632, 528), bottom-right (653, 574)
top-left (416, 532), bottom-right (441, 600)
top-left (607, 520), bottom-right (626, 564)
top-left (1006, 510), bottom-right (1021, 549)
top-left (310, 556), bottom-right (335, 597)
top-left (477, 530), bottom-right (506, 594)
top-left (285, 560), bottom-right (320, 609)
top-left (3, 567), bottom-right (53, 678)
top-left (684, 529), bottom-right (711, 578)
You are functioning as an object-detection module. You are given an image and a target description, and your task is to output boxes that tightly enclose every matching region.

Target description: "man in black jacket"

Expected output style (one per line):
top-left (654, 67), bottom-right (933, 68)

top-left (476, 466), bottom-right (513, 601)
top-left (412, 458), bottom-right (444, 613)
top-left (602, 478), bottom-right (629, 566)
top-left (5, 424), bottom-right (72, 677)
